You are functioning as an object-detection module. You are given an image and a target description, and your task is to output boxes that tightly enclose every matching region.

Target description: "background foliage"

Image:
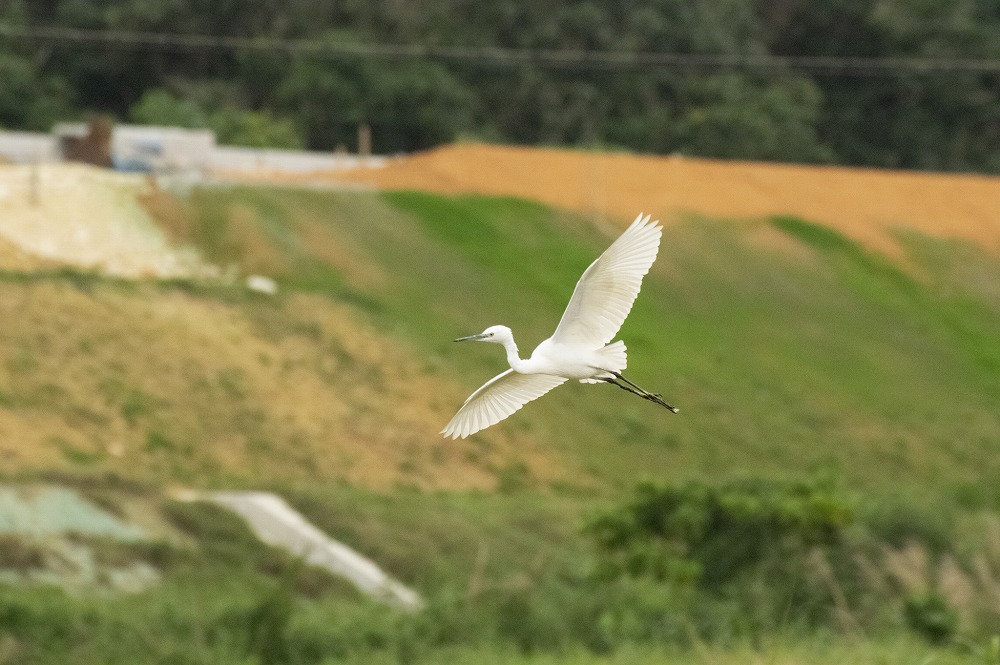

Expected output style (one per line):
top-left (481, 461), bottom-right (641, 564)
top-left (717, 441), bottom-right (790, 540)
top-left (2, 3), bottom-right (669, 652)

top-left (1, 0), bottom-right (1000, 170)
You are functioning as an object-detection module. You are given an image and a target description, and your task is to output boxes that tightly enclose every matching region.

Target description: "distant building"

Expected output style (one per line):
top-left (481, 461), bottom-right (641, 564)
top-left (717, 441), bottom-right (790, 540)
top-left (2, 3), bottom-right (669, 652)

top-left (53, 122), bottom-right (216, 173)
top-left (0, 123), bottom-right (384, 175)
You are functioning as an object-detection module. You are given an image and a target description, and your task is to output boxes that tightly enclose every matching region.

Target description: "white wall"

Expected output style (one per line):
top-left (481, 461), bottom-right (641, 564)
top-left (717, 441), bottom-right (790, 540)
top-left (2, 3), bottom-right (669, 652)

top-left (210, 146), bottom-right (386, 173)
top-left (0, 131), bottom-right (60, 164)
top-left (2, 125), bottom-right (387, 174)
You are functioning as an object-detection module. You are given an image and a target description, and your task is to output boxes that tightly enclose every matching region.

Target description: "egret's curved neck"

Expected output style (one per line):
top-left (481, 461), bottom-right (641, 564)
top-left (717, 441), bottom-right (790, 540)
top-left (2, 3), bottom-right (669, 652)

top-left (500, 336), bottom-right (528, 372)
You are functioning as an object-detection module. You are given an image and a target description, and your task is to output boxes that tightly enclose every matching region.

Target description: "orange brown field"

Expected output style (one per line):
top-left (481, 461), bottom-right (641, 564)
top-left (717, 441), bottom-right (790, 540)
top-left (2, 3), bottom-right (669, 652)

top-left (330, 143), bottom-right (1000, 257)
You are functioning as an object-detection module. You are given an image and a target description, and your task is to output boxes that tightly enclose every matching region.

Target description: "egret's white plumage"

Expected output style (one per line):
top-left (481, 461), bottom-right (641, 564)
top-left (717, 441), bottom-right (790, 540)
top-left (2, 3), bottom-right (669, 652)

top-left (442, 213), bottom-right (676, 440)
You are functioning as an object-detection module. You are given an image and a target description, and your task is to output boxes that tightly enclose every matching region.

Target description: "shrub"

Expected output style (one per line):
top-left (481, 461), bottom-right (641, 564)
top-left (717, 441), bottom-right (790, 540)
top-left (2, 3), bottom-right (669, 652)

top-left (904, 592), bottom-right (957, 644)
top-left (587, 476), bottom-right (854, 587)
top-left (585, 476), bottom-right (859, 637)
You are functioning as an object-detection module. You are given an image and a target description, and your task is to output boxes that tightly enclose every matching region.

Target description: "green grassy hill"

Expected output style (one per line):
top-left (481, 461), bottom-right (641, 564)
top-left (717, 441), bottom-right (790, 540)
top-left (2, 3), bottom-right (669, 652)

top-left (1, 183), bottom-right (999, 663)
top-left (180, 186), bottom-right (1000, 506)
top-left (6, 184), bottom-right (997, 502)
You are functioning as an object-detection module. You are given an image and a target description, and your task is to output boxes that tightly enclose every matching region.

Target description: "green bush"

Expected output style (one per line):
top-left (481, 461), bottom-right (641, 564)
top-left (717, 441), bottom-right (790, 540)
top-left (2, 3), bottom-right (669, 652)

top-left (587, 476), bottom-right (854, 586)
top-left (858, 495), bottom-right (953, 556)
top-left (585, 476), bottom-right (859, 638)
top-left (904, 592), bottom-right (957, 644)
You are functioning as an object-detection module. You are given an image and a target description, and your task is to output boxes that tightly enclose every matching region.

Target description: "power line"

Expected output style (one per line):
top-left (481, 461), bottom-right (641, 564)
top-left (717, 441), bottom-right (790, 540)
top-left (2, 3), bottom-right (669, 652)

top-left (2, 23), bottom-right (1000, 76)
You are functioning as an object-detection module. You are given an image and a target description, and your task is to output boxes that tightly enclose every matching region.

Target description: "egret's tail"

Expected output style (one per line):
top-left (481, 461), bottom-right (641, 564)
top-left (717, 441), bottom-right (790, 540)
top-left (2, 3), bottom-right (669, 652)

top-left (581, 340), bottom-right (628, 383)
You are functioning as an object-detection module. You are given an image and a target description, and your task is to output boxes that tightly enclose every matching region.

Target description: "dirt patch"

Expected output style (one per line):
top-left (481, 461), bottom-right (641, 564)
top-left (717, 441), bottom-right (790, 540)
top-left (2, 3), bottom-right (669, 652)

top-left (0, 235), bottom-right (59, 272)
top-left (330, 143), bottom-right (1000, 257)
top-left (0, 163), bottom-right (217, 278)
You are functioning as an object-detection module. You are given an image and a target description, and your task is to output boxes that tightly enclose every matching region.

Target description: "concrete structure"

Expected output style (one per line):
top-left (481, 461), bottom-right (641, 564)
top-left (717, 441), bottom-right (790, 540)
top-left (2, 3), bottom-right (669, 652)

top-left (0, 130), bottom-right (60, 164)
top-left (210, 145), bottom-right (385, 173)
top-left (1, 125), bottom-right (385, 175)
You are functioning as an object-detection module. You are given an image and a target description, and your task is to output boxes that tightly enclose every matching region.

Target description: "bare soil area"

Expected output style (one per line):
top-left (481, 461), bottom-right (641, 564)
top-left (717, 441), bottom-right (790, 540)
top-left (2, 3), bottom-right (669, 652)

top-left (0, 163), bottom-right (216, 278)
top-left (334, 143), bottom-right (1000, 256)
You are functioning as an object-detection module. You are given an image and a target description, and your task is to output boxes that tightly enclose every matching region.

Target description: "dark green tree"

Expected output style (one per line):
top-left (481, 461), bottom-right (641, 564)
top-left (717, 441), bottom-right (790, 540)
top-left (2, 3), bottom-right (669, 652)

top-left (0, 0), bottom-right (998, 169)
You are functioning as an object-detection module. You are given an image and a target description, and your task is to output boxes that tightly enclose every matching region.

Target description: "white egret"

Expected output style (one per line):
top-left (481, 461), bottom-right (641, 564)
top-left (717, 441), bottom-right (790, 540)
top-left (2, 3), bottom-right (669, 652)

top-left (442, 213), bottom-right (677, 440)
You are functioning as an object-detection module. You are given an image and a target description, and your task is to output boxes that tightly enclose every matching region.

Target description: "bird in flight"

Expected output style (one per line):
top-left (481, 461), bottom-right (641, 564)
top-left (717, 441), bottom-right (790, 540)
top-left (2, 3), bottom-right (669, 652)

top-left (442, 213), bottom-right (677, 440)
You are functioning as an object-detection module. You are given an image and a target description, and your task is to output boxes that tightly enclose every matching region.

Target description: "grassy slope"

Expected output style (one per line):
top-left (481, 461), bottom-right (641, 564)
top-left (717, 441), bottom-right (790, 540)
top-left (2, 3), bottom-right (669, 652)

top-left (2, 185), bottom-right (1000, 662)
top-left (158, 184), bottom-right (1000, 588)
top-left (5, 185), bottom-right (996, 505)
top-left (209, 186), bottom-right (998, 508)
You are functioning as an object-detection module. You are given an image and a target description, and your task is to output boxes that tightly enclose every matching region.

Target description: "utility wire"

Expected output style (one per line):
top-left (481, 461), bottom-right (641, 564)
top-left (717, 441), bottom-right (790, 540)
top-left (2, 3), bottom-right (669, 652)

top-left (2, 23), bottom-right (1000, 76)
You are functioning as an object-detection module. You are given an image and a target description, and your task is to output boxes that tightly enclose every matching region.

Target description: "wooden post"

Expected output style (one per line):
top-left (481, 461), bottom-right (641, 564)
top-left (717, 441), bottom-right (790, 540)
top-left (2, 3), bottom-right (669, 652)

top-left (29, 155), bottom-right (39, 207)
top-left (358, 123), bottom-right (371, 163)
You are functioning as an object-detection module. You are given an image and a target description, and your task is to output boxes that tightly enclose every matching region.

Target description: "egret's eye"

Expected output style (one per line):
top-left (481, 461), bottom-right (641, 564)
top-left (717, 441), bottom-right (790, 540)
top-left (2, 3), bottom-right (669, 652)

top-left (487, 332), bottom-right (494, 337)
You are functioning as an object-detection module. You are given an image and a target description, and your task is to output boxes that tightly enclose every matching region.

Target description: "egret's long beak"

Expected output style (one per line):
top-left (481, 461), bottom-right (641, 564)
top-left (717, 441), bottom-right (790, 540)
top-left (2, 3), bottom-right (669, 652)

top-left (454, 333), bottom-right (488, 342)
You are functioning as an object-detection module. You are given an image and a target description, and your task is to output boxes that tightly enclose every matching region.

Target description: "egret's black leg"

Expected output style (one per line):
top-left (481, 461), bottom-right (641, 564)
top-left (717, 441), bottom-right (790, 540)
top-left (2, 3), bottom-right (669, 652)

top-left (611, 372), bottom-right (660, 396)
top-left (603, 377), bottom-right (645, 397)
top-left (602, 373), bottom-right (679, 413)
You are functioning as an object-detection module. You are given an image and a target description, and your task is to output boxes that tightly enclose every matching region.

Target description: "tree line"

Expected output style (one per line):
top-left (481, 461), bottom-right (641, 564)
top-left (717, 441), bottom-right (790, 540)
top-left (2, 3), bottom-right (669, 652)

top-left (1, 0), bottom-right (999, 172)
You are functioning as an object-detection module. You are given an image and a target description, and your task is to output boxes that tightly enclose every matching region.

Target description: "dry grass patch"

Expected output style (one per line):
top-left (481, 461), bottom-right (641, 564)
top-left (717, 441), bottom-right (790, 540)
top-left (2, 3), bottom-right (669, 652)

top-left (0, 279), bottom-right (563, 490)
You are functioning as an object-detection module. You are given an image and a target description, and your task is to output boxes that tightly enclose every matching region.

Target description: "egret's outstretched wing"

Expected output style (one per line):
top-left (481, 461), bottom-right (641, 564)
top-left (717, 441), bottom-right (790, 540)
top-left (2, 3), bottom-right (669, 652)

top-left (551, 213), bottom-right (661, 348)
top-left (442, 370), bottom-right (567, 439)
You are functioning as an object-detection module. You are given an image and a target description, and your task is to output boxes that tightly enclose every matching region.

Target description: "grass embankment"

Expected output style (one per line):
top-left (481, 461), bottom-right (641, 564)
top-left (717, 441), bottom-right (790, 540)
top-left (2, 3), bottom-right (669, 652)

top-left (169, 186), bottom-right (1000, 501)
top-left (4, 186), bottom-right (997, 501)
top-left (0, 185), bottom-right (998, 662)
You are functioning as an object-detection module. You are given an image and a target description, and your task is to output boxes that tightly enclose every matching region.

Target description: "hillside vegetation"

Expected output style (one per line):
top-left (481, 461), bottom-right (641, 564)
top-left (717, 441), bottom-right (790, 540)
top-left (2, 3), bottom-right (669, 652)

top-left (1, 174), bottom-right (999, 662)
top-left (3, 183), bottom-right (998, 503)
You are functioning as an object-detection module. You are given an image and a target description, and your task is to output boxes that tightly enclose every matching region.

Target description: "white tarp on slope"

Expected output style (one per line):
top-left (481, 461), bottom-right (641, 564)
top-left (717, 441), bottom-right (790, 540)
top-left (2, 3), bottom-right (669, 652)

top-left (204, 491), bottom-right (423, 611)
